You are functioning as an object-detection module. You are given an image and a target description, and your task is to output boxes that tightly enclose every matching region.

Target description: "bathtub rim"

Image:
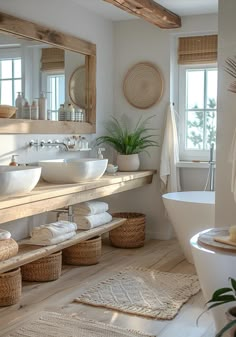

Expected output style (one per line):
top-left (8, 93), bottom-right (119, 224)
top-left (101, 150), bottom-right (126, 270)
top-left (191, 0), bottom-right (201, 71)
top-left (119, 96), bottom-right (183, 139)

top-left (162, 191), bottom-right (215, 205)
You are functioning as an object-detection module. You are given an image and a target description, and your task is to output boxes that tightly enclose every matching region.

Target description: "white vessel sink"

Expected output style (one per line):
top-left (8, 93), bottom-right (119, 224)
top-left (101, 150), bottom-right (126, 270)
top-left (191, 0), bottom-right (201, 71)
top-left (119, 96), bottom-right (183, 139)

top-left (39, 158), bottom-right (108, 184)
top-left (0, 166), bottom-right (41, 198)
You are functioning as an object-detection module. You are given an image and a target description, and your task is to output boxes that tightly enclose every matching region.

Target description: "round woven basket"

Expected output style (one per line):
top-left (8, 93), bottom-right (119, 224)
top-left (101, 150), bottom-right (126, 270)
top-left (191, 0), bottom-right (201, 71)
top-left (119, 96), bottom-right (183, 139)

top-left (63, 236), bottom-right (101, 266)
top-left (0, 238), bottom-right (19, 262)
top-left (21, 251), bottom-right (62, 282)
top-left (0, 268), bottom-right (22, 306)
top-left (110, 212), bottom-right (146, 248)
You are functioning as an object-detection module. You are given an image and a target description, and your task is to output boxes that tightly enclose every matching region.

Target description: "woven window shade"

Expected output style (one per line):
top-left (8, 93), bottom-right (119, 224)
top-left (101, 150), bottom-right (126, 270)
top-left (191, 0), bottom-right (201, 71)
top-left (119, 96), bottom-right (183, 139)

top-left (41, 48), bottom-right (65, 72)
top-left (178, 35), bottom-right (217, 65)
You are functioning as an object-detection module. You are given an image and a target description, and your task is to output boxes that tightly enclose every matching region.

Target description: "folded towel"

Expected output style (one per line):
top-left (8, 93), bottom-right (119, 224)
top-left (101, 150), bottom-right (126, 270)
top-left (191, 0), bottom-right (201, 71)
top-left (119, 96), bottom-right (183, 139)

top-left (22, 231), bottom-right (76, 246)
top-left (31, 221), bottom-right (77, 240)
top-left (73, 201), bottom-right (109, 216)
top-left (73, 212), bottom-right (112, 230)
top-left (0, 229), bottom-right (11, 240)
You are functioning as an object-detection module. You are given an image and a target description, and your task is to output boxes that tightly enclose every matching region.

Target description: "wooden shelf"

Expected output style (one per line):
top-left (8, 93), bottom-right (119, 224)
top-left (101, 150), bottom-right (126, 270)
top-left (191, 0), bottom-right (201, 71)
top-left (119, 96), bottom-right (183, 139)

top-left (0, 218), bottom-right (126, 274)
top-left (0, 171), bottom-right (155, 224)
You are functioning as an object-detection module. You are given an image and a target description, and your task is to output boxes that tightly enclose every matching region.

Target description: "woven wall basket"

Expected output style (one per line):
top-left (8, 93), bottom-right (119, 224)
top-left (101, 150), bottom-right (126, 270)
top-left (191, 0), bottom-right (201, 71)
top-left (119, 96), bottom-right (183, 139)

top-left (0, 268), bottom-right (22, 306)
top-left (21, 251), bottom-right (62, 282)
top-left (0, 238), bottom-right (18, 262)
top-left (63, 236), bottom-right (102, 266)
top-left (109, 213), bottom-right (146, 248)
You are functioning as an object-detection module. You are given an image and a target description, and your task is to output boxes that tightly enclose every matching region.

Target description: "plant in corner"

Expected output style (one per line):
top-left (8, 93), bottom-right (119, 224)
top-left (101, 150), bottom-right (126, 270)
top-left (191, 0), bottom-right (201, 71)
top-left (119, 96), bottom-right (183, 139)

top-left (96, 116), bottom-right (159, 171)
top-left (204, 277), bottom-right (236, 337)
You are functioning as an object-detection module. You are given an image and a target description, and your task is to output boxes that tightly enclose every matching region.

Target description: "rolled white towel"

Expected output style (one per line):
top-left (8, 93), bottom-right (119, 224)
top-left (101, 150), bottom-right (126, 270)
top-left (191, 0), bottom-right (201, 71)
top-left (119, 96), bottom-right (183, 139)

top-left (75, 212), bottom-right (112, 230)
top-left (31, 221), bottom-right (77, 240)
top-left (0, 229), bottom-right (11, 240)
top-left (73, 201), bottom-right (109, 216)
top-left (22, 231), bottom-right (76, 246)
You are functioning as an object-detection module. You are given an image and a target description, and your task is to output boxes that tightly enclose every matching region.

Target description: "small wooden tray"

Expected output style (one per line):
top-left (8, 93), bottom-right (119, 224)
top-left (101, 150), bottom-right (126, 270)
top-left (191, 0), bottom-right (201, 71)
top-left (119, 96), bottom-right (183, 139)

top-left (198, 228), bottom-right (236, 252)
top-left (214, 236), bottom-right (236, 247)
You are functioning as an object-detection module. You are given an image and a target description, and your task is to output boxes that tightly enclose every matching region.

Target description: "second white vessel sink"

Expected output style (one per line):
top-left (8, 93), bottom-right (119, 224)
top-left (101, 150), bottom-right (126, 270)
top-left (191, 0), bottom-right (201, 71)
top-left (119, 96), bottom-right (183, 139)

top-left (0, 166), bottom-right (41, 198)
top-left (39, 158), bottom-right (108, 184)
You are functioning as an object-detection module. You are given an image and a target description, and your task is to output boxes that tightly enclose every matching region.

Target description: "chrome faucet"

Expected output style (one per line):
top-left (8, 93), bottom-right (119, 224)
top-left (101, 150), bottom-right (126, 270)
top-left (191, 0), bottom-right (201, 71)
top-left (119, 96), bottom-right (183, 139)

top-left (29, 139), bottom-right (69, 151)
top-left (209, 143), bottom-right (215, 191)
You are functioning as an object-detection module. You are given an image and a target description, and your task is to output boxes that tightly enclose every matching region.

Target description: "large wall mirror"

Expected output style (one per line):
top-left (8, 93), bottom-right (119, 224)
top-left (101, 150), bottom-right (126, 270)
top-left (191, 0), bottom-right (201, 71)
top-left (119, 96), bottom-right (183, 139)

top-left (0, 11), bottom-right (96, 134)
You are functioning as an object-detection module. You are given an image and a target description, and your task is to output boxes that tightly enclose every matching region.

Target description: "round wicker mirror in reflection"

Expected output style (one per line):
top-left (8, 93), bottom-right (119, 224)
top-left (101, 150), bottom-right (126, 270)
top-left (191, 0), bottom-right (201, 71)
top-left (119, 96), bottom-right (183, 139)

top-left (69, 65), bottom-right (86, 109)
top-left (123, 62), bottom-right (164, 109)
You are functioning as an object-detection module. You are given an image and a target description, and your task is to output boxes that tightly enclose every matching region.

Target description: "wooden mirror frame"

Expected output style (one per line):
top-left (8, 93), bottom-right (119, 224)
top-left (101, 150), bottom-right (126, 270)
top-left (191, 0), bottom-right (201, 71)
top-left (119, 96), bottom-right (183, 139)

top-left (0, 11), bottom-right (96, 134)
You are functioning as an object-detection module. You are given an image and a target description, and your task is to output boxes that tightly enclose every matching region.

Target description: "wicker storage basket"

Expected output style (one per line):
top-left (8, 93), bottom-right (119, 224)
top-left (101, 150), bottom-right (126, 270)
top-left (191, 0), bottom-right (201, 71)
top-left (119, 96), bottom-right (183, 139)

top-left (0, 238), bottom-right (19, 262)
top-left (21, 251), bottom-right (62, 282)
top-left (0, 268), bottom-right (21, 306)
top-left (109, 212), bottom-right (145, 248)
top-left (63, 236), bottom-right (101, 266)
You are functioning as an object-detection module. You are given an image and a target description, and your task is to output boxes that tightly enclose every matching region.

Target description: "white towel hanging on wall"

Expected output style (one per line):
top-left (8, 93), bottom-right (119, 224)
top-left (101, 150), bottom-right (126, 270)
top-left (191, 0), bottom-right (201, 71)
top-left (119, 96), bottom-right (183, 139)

top-left (229, 127), bottom-right (236, 202)
top-left (160, 103), bottom-right (181, 193)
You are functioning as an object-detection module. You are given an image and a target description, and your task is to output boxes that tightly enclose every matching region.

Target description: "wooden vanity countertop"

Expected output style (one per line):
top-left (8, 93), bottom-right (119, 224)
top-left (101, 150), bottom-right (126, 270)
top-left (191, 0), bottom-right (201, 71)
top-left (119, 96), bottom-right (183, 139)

top-left (0, 170), bottom-right (155, 224)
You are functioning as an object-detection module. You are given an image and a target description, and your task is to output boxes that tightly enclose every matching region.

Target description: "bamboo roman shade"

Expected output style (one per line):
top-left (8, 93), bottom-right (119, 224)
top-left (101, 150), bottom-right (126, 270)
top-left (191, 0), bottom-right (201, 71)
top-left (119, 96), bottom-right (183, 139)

top-left (178, 35), bottom-right (217, 65)
top-left (41, 48), bottom-right (65, 72)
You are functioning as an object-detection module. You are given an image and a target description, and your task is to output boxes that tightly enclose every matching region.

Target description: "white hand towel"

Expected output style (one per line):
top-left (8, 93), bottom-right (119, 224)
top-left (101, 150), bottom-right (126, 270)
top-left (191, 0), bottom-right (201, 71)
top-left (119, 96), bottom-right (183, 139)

top-left (73, 201), bottom-right (109, 215)
top-left (31, 221), bottom-right (77, 240)
top-left (230, 128), bottom-right (236, 202)
top-left (0, 229), bottom-right (11, 240)
top-left (22, 231), bottom-right (76, 246)
top-left (160, 103), bottom-right (181, 193)
top-left (75, 212), bottom-right (112, 230)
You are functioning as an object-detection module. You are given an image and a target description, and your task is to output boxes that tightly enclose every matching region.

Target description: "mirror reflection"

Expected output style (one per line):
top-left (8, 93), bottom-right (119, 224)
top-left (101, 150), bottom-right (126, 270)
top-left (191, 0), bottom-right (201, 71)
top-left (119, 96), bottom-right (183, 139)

top-left (0, 33), bottom-right (86, 122)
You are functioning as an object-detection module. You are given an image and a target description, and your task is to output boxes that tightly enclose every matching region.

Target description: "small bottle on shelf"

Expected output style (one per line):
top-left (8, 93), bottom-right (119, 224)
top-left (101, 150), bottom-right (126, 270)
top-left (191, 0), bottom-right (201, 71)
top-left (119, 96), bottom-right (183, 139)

top-left (15, 92), bottom-right (25, 119)
top-left (58, 104), bottom-right (65, 121)
top-left (81, 136), bottom-right (88, 150)
top-left (38, 92), bottom-right (47, 120)
top-left (22, 100), bottom-right (31, 119)
top-left (31, 100), bottom-right (39, 120)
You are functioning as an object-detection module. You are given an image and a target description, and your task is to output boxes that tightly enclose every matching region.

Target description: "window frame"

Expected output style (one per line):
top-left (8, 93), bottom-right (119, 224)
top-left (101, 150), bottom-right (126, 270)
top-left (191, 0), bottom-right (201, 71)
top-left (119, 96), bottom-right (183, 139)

top-left (0, 47), bottom-right (22, 106)
top-left (178, 63), bottom-right (217, 161)
top-left (41, 71), bottom-right (65, 121)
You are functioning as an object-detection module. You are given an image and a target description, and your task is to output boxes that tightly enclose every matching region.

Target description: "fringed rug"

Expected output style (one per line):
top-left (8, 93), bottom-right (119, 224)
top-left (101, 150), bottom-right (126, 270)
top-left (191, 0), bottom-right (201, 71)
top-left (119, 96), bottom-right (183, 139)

top-left (6, 311), bottom-right (154, 337)
top-left (75, 267), bottom-right (200, 320)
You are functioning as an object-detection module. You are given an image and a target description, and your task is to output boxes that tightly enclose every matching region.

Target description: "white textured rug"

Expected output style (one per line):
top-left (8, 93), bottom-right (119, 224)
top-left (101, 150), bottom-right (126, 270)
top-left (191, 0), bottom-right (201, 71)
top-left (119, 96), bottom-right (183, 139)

top-left (75, 267), bottom-right (200, 320)
top-left (6, 311), bottom-right (154, 337)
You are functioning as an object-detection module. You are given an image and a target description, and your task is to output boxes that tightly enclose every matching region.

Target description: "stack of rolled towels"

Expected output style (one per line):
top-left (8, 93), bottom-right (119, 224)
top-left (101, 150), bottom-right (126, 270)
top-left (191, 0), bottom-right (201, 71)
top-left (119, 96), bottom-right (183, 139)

top-left (26, 221), bottom-right (77, 246)
top-left (0, 229), bottom-right (18, 261)
top-left (59, 201), bottom-right (112, 230)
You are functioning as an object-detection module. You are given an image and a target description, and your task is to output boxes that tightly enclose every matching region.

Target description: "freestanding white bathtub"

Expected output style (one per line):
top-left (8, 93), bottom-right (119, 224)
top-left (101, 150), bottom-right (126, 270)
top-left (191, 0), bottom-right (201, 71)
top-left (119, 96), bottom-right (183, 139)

top-left (162, 191), bottom-right (215, 263)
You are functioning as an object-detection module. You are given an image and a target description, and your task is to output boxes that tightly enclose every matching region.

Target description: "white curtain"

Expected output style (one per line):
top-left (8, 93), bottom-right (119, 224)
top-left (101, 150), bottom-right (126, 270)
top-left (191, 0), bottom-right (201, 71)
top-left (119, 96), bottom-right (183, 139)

top-left (160, 103), bottom-right (181, 193)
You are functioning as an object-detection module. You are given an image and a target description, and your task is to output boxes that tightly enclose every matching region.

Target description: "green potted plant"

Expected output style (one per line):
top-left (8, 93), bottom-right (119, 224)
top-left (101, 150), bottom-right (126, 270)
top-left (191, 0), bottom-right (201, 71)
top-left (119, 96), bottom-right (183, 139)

top-left (204, 277), bottom-right (236, 337)
top-left (96, 116), bottom-right (158, 171)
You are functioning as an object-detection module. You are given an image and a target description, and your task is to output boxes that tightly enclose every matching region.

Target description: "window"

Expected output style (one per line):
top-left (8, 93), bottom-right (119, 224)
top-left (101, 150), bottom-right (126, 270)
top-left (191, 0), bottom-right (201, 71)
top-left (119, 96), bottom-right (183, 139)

top-left (179, 64), bottom-right (217, 161)
top-left (47, 74), bottom-right (65, 121)
top-left (0, 57), bottom-right (22, 106)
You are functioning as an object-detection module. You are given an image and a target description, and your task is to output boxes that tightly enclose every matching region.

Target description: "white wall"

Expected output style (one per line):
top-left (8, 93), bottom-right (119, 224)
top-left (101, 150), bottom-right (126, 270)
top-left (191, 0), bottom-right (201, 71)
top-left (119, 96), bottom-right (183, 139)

top-left (0, 1), bottom-right (219, 240)
top-left (0, 0), bottom-right (114, 239)
top-left (215, 1), bottom-right (236, 226)
top-left (108, 14), bottom-right (217, 239)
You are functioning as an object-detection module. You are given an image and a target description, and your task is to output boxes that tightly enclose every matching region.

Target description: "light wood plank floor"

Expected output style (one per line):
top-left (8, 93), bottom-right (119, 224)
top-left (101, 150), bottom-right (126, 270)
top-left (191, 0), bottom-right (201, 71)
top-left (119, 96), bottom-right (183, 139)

top-left (0, 239), bottom-right (215, 337)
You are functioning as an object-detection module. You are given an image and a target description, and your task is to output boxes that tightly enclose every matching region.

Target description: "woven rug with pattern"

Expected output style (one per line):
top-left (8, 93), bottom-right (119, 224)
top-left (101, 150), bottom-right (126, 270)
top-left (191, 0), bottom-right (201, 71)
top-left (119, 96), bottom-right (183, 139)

top-left (6, 311), bottom-right (154, 337)
top-left (75, 267), bottom-right (200, 320)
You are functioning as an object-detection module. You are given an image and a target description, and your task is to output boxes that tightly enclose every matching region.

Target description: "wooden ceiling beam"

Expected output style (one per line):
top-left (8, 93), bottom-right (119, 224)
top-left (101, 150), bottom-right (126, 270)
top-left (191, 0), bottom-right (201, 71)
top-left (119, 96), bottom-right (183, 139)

top-left (103, 0), bottom-right (181, 29)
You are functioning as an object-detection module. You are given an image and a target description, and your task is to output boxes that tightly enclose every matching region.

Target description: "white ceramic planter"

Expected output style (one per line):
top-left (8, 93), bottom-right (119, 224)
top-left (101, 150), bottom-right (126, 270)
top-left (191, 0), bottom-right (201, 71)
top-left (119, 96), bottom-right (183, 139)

top-left (117, 154), bottom-right (140, 171)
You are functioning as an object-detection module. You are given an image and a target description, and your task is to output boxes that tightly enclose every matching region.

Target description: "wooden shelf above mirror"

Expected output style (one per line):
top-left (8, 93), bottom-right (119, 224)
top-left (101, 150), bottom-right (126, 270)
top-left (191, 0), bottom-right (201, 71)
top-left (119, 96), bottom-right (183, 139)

top-left (0, 11), bottom-right (96, 134)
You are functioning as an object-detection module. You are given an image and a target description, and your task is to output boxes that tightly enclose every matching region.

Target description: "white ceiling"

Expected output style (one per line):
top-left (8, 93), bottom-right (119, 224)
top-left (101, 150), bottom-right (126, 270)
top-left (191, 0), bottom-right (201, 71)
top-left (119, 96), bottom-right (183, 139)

top-left (72, 0), bottom-right (218, 21)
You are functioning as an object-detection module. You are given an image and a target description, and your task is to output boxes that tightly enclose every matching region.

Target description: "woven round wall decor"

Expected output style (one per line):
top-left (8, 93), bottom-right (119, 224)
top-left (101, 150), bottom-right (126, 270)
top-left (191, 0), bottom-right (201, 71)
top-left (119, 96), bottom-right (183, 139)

top-left (123, 62), bottom-right (163, 109)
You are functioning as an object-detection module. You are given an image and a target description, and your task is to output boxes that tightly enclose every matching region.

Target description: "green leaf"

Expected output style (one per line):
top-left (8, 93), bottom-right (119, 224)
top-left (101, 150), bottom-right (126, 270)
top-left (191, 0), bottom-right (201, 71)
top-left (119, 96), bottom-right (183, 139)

top-left (216, 319), bottom-right (236, 337)
top-left (208, 288), bottom-right (233, 302)
top-left (230, 278), bottom-right (236, 292)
